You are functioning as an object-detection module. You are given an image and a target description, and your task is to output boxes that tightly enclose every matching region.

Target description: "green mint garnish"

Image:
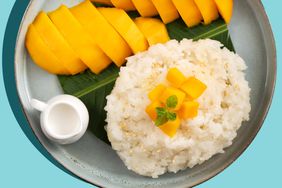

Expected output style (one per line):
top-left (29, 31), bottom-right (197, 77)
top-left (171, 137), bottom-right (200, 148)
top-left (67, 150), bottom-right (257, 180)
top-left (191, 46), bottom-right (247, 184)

top-left (166, 95), bottom-right (178, 109)
top-left (154, 95), bottom-right (178, 126)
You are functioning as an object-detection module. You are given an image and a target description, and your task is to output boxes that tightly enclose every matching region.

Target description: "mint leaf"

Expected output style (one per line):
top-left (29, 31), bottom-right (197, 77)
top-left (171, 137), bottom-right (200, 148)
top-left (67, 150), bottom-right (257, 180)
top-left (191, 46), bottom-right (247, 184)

top-left (167, 112), bottom-right (177, 121)
top-left (166, 95), bottom-right (178, 108)
top-left (156, 107), bottom-right (166, 117)
top-left (155, 115), bottom-right (168, 127)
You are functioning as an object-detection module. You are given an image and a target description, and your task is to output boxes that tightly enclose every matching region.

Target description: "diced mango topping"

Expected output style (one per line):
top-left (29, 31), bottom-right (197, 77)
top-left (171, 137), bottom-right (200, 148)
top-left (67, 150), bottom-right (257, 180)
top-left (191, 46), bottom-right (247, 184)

top-left (166, 68), bottom-right (186, 88)
top-left (178, 101), bottom-right (199, 119)
top-left (159, 117), bottom-right (180, 138)
top-left (180, 77), bottom-right (207, 99)
top-left (146, 68), bottom-right (207, 138)
top-left (146, 101), bottom-right (163, 120)
top-left (160, 87), bottom-right (185, 110)
top-left (148, 84), bottom-right (166, 102)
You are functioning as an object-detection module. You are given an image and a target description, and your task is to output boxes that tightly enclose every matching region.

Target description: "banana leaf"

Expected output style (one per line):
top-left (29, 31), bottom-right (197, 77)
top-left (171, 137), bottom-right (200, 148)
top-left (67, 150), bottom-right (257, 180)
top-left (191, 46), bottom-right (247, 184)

top-left (58, 16), bottom-right (234, 144)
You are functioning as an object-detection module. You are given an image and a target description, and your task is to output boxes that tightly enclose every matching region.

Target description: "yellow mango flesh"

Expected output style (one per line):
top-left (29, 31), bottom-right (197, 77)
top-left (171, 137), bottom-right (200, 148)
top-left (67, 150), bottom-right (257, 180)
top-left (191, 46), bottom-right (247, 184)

top-left (33, 12), bottom-right (87, 75)
top-left (70, 1), bottom-right (132, 67)
top-left (214, 0), bottom-right (233, 24)
top-left (180, 77), bottom-right (207, 99)
top-left (49, 5), bottom-right (111, 74)
top-left (134, 17), bottom-right (170, 46)
top-left (194, 0), bottom-right (219, 25)
top-left (166, 68), bottom-right (186, 88)
top-left (159, 87), bottom-right (186, 110)
top-left (146, 101), bottom-right (162, 120)
top-left (148, 84), bottom-right (166, 101)
top-left (172, 0), bottom-right (203, 27)
top-left (132, 0), bottom-right (158, 17)
top-left (25, 25), bottom-right (69, 75)
top-left (151, 0), bottom-right (179, 24)
top-left (178, 101), bottom-right (199, 119)
top-left (90, 0), bottom-right (113, 5)
top-left (159, 116), bottom-right (180, 137)
top-left (98, 8), bottom-right (149, 54)
top-left (111, 0), bottom-right (136, 11)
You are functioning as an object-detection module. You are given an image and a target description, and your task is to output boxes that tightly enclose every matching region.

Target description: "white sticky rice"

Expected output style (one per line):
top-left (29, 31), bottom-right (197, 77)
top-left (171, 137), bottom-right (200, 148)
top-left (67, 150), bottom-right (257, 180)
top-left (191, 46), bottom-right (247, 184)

top-left (105, 39), bottom-right (251, 178)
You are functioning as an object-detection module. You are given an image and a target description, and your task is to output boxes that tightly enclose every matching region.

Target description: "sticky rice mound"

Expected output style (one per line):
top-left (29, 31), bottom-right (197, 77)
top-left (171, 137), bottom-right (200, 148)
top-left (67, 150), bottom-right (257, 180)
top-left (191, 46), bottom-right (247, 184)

top-left (105, 39), bottom-right (251, 178)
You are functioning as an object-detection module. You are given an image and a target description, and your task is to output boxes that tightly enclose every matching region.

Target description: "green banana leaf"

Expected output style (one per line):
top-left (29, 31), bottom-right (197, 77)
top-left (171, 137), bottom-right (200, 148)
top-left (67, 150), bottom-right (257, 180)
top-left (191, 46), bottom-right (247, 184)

top-left (58, 16), bottom-right (234, 144)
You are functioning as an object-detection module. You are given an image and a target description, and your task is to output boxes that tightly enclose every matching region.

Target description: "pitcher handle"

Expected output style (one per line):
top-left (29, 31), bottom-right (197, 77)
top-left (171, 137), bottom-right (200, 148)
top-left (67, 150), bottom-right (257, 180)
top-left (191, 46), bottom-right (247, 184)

top-left (30, 99), bottom-right (47, 112)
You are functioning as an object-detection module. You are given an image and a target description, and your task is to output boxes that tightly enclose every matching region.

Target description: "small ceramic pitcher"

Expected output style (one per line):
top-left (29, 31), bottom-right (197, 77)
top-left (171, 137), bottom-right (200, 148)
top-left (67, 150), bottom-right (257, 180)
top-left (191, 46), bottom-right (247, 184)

top-left (30, 95), bottom-right (89, 145)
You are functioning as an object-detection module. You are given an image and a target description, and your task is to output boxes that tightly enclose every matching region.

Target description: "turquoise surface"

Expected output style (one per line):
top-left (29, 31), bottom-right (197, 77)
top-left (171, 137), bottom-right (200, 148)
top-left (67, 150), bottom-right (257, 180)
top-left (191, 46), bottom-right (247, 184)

top-left (0, 0), bottom-right (281, 187)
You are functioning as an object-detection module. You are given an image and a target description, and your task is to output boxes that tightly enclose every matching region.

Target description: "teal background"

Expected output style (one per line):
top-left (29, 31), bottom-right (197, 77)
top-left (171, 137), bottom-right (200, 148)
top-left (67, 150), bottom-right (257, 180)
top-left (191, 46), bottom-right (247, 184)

top-left (0, 0), bottom-right (281, 187)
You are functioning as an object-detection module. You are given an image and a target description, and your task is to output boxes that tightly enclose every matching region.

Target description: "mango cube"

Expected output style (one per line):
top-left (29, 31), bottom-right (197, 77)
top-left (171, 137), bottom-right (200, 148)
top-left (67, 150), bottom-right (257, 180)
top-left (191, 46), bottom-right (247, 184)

top-left (178, 101), bottom-right (199, 119)
top-left (146, 101), bottom-right (162, 120)
top-left (148, 84), bottom-right (166, 102)
top-left (159, 87), bottom-right (185, 110)
top-left (180, 77), bottom-right (207, 99)
top-left (159, 116), bottom-right (180, 137)
top-left (166, 68), bottom-right (186, 88)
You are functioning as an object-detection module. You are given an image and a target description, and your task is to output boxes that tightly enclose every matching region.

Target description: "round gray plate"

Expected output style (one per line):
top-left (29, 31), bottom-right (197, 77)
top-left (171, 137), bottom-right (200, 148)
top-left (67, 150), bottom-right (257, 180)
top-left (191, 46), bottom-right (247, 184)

top-left (15, 0), bottom-right (276, 187)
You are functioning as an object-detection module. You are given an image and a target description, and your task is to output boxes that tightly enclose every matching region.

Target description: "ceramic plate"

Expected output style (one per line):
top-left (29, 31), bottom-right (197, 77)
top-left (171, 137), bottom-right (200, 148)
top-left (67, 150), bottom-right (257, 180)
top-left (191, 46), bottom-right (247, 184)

top-left (9, 0), bottom-right (276, 187)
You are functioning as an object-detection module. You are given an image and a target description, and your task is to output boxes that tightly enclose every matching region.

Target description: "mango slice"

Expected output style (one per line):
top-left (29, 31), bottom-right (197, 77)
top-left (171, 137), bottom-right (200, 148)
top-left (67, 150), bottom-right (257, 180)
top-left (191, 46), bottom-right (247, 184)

top-left (49, 5), bottom-right (111, 74)
top-left (90, 0), bottom-right (113, 5)
top-left (148, 84), bottom-right (166, 101)
top-left (214, 0), bottom-right (233, 24)
top-left (134, 17), bottom-right (170, 46)
top-left (178, 101), bottom-right (199, 119)
top-left (98, 8), bottom-right (148, 54)
top-left (70, 1), bottom-right (132, 67)
top-left (33, 12), bottom-right (87, 75)
top-left (172, 0), bottom-right (203, 27)
top-left (159, 116), bottom-right (180, 137)
top-left (111, 0), bottom-right (136, 11)
top-left (194, 0), bottom-right (219, 25)
top-left (180, 77), bottom-right (207, 99)
top-left (25, 25), bottom-right (69, 75)
top-left (166, 68), bottom-right (186, 88)
top-left (151, 0), bottom-right (179, 24)
top-left (159, 87), bottom-right (186, 110)
top-left (146, 101), bottom-right (163, 120)
top-left (132, 0), bottom-right (158, 17)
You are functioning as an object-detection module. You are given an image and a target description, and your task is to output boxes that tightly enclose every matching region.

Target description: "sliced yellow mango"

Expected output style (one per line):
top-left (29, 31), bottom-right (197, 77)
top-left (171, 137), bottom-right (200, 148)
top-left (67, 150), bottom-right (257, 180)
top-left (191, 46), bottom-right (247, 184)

top-left (33, 12), bottom-right (87, 75)
top-left (148, 84), bottom-right (166, 101)
top-left (70, 0), bottom-right (132, 67)
top-left (159, 116), bottom-right (180, 137)
top-left (98, 8), bottom-right (148, 54)
top-left (180, 77), bottom-right (207, 99)
top-left (134, 17), bottom-right (170, 46)
top-left (166, 68), bottom-right (186, 88)
top-left (159, 87), bottom-right (186, 110)
top-left (172, 0), bottom-right (203, 27)
top-left (111, 0), bottom-right (136, 11)
top-left (194, 0), bottom-right (219, 25)
top-left (151, 0), bottom-right (179, 24)
top-left (132, 0), bottom-right (158, 17)
top-left (178, 101), bottom-right (199, 119)
top-left (146, 101), bottom-right (162, 120)
top-left (49, 5), bottom-right (111, 74)
top-left (25, 25), bottom-right (69, 75)
top-left (214, 0), bottom-right (233, 24)
top-left (90, 0), bottom-right (113, 5)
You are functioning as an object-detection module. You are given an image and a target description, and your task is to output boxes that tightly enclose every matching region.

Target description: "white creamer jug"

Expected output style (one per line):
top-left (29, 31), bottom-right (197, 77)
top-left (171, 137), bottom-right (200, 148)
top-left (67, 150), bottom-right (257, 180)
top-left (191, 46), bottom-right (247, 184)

top-left (30, 95), bottom-right (89, 144)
